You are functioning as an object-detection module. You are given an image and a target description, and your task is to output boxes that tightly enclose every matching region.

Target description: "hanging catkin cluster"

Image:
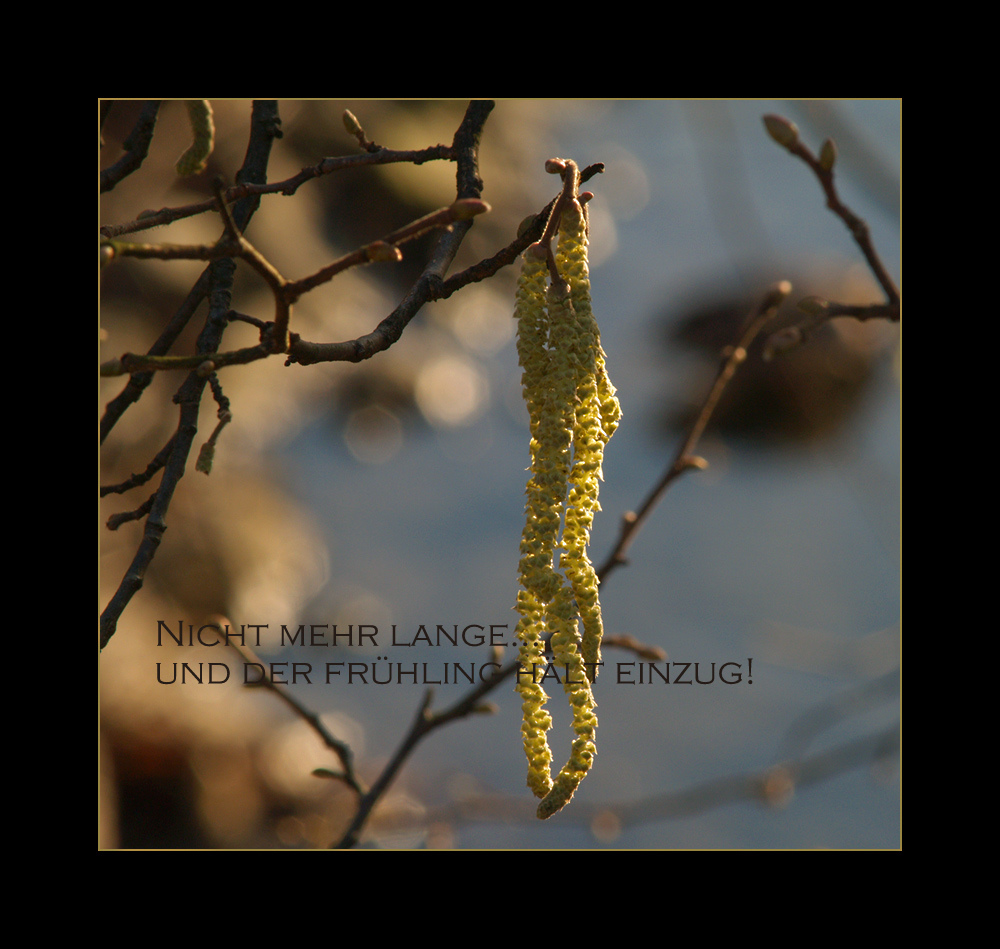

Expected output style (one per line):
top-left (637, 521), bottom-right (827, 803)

top-left (513, 160), bottom-right (621, 820)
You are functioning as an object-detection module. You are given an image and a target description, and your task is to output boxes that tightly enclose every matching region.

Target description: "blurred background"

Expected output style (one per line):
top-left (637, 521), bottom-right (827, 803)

top-left (99, 99), bottom-right (900, 849)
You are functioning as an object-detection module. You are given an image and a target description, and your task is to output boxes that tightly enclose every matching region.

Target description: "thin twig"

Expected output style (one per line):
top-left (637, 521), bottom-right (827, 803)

top-left (100, 198), bottom-right (492, 377)
top-left (101, 102), bottom-right (496, 646)
top-left (226, 635), bottom-right (367, 795)
top-left (333, 667), bottom-right (516, 848)
top-left (404, 724), bottom-right (898, 836)
top-left (597, 280), bottom-right (792, 583)
top-left (100, 101), bottom-right (161, 193)
top-left (762, 114), bottom-right (900, 318)
top-left (99, 145), bottom-right (456, 239)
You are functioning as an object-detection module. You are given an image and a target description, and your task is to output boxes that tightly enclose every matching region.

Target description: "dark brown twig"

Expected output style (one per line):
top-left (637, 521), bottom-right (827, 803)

top-left (101, 102), bottom-right (496, 647)
top-left (100, 200), bottom-right (491, 376)
top-left (100, 101), bottom-right (161, 193)
top-left (101, 435), bottom-right (177, 497)
top-left (100, 101), bottom-right (282, 649)
top-left (99, 145), bottom-right (457, 240)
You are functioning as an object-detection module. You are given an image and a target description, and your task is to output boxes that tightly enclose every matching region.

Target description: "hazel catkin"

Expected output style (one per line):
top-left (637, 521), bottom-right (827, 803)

top-left (512, 161), bottom-right (621, 819)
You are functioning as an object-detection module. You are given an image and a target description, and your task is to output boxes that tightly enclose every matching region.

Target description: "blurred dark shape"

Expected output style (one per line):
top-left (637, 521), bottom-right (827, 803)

top-left (658, 261), bottom-right (898, 446)
top-left (330, 367), bottom-right (419, 424)
top-left (104, 729), bottom-right (210, 849)
top-left (318, 162), bottom-right (440, 292)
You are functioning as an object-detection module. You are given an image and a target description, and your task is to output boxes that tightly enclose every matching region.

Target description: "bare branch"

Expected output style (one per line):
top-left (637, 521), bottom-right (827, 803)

top-left (597, 281), bottom-right (793, 583)
top-left (762, 114), bottom-right (900, 321)
top-left (100, 101), bottom-right (282, 649)
top-left (226, 633), bottom-right (367, 796)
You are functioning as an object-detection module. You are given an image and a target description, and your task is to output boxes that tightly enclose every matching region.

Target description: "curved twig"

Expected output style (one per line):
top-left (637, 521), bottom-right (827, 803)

top-left (597, 281), bottom-right (792, 583)
top-left (762, 114), bottom-right (900, 321)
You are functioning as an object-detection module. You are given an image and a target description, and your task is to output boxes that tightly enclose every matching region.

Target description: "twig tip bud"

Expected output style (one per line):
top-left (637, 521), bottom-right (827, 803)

top-left (763, 114), bottom-right (800, 149)
top-left (797, 295), bottom-right (829, 316)
top-left (819, 138), bottom-right (837, 172)
top-left (342, 109), bottom-right (363, 137)
top-left (761, 280), bottom-right (793, 311)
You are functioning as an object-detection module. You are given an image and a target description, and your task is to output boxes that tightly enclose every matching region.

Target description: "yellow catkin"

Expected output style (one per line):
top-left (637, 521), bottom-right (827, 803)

top-left (555, 197), bottom-right (621, 678)
top-left (513, 250), bottom-right (558, 798)
top-left (536, 576), bottom-right (599, 820)
top-left (512, 164), bottom-right (620, 818)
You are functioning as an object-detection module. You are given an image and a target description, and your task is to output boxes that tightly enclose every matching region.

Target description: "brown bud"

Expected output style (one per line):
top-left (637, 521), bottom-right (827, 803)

top-left (450, 198), bottom-right (491, 220)
top-left (763, 280), bottom-right (793, 310)
top-left (797, 295), bottom-right (830, 316)
top-left (763, 114), bottom-right (800, 148)
top-left (819, 138), bottom-right (837, 172)
top-left (366, 241), bottom-right (403, 263)
top-left (342, 110), bottom-right (363, 137)
top-left (762, 766), bottom-right (795, 808)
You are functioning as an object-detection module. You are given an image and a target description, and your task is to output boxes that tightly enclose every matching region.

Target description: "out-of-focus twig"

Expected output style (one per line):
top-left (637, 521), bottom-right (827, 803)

top-left (224, 631), bottom-right (367, 796)
top-left (404, 724), bottom-right (898, 840)
top-left (762, 114), bottom-right (900, 329)
top-left (597, 280), bottom-right (793, 583)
